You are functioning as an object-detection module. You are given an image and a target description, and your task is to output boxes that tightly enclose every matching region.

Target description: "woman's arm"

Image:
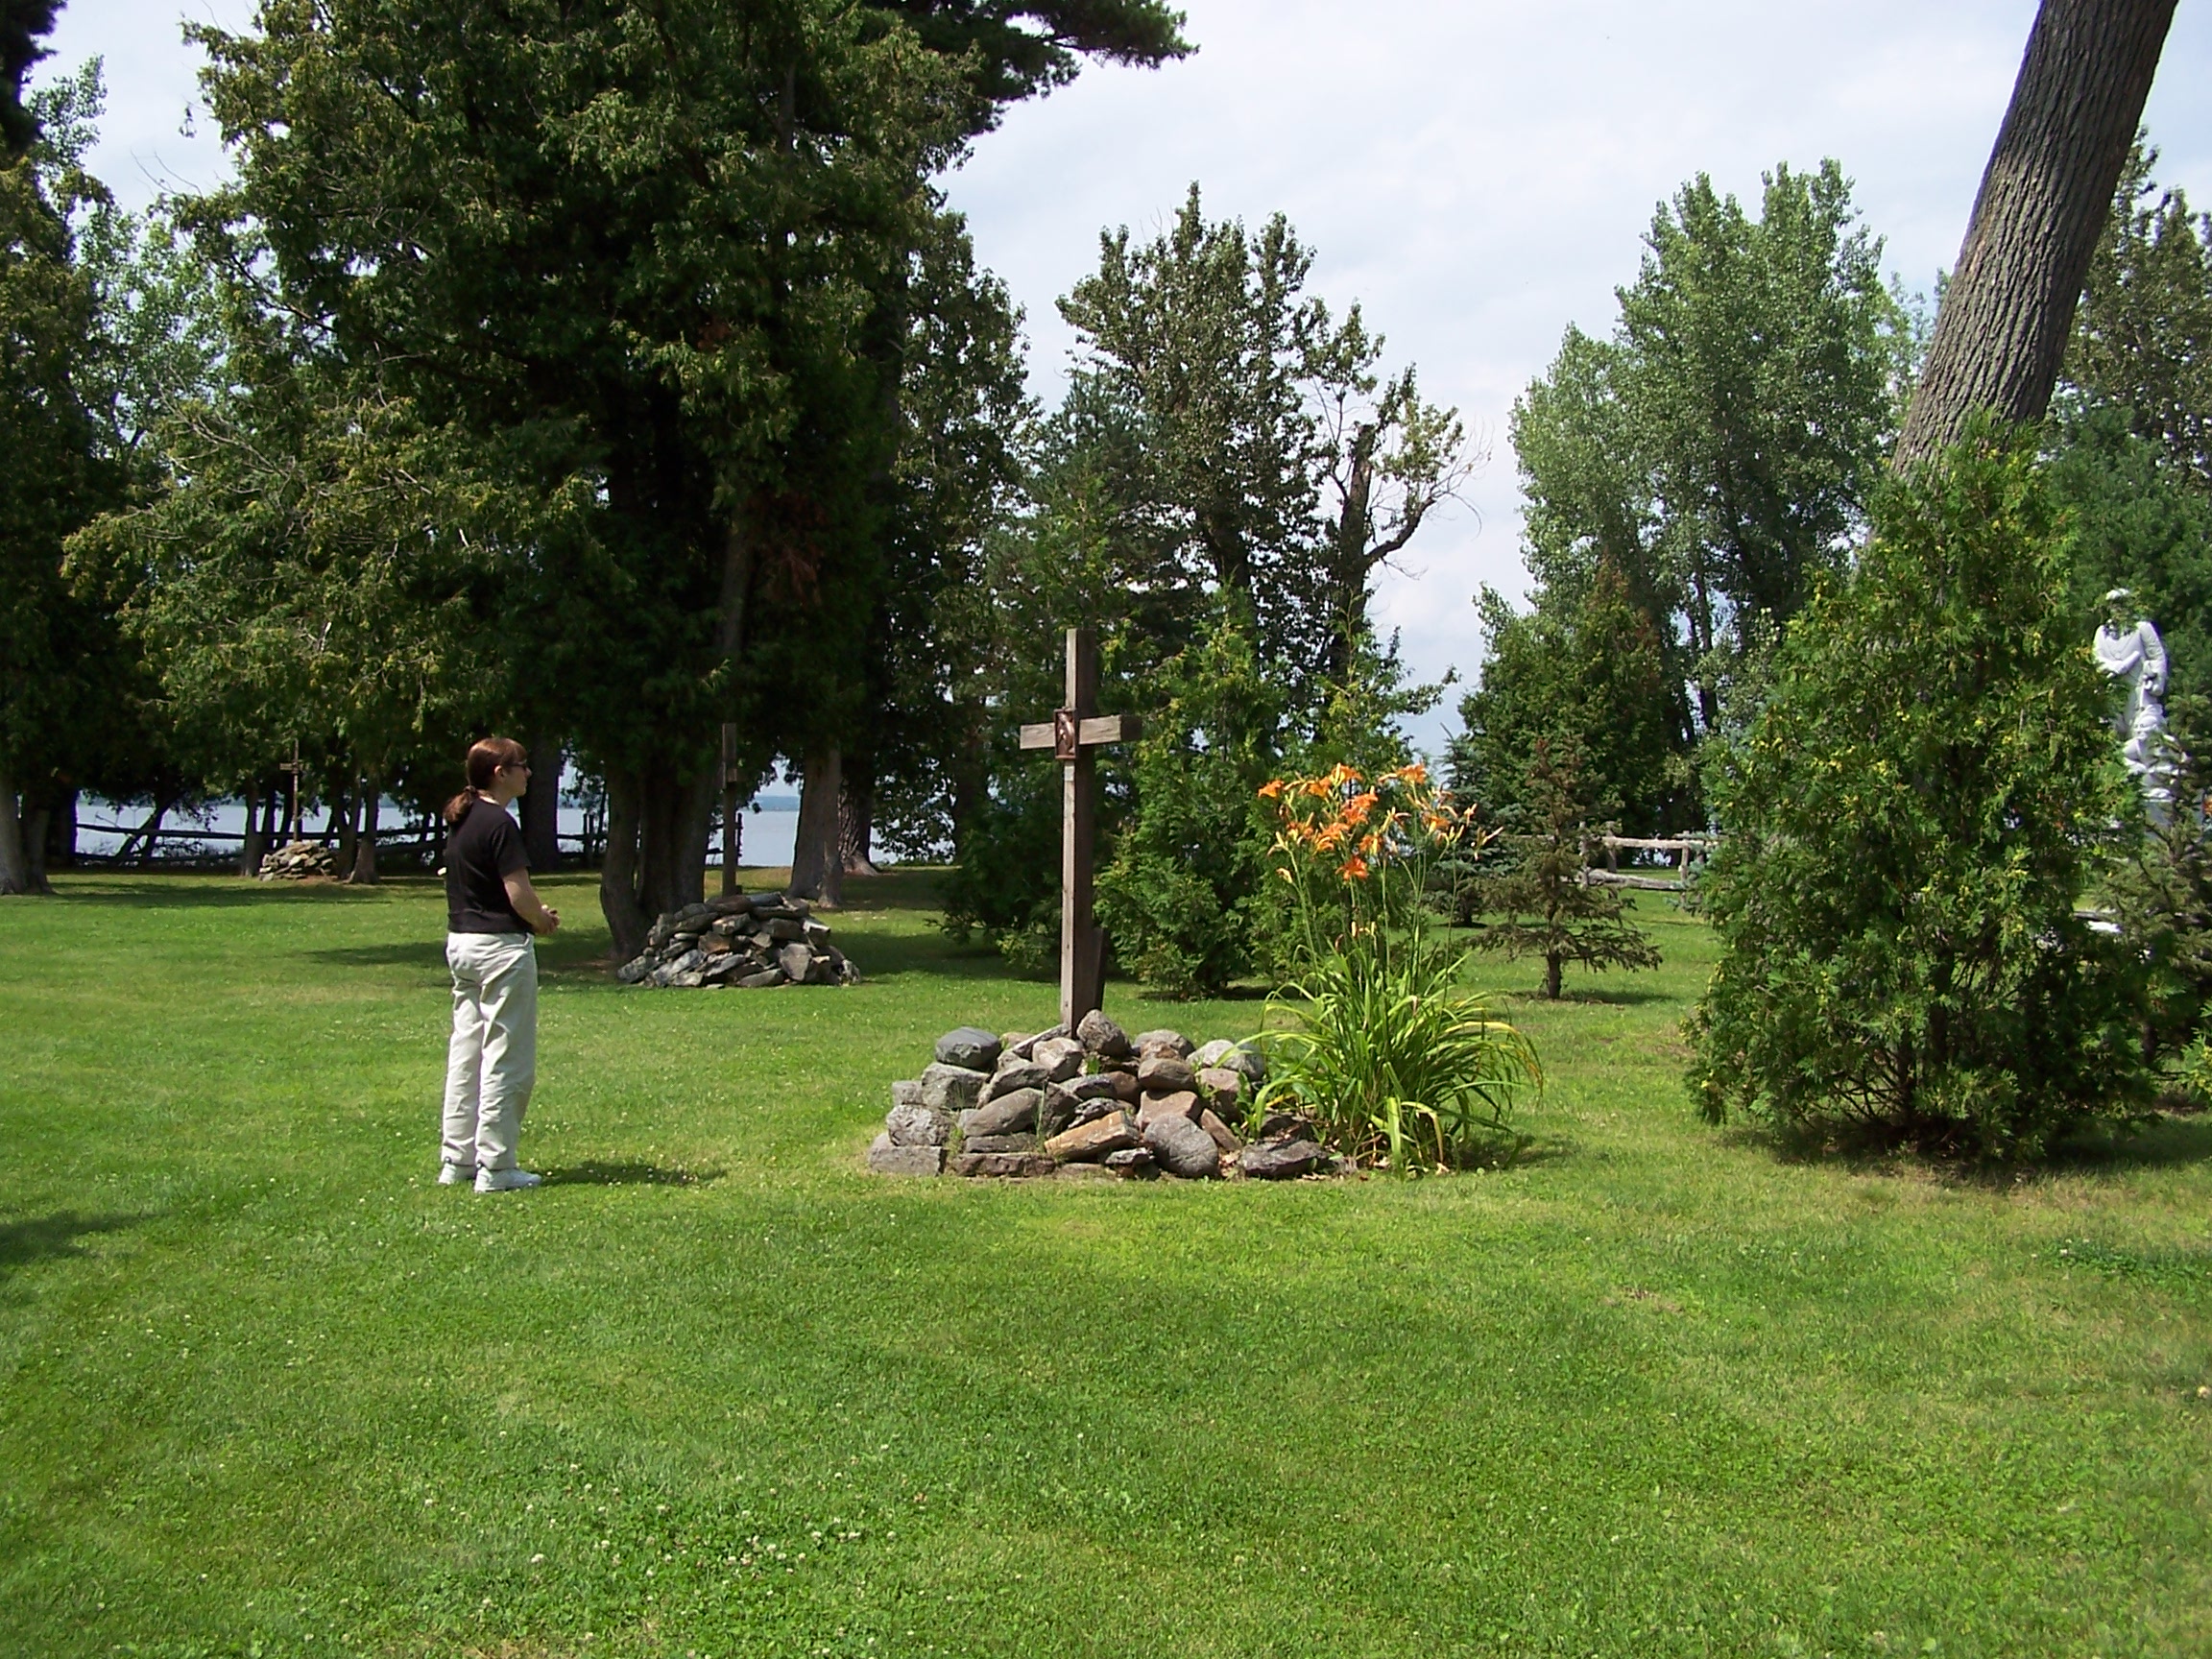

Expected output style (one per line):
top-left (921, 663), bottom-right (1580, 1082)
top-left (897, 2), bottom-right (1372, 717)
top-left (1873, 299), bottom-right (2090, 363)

top-left (503, 871), bottom-right (562, 934)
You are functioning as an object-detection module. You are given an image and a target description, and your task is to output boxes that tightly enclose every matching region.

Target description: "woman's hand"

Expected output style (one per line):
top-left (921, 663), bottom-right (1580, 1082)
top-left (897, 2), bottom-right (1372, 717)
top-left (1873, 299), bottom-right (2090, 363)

top-left (504, 871), bottom-right (561, 934)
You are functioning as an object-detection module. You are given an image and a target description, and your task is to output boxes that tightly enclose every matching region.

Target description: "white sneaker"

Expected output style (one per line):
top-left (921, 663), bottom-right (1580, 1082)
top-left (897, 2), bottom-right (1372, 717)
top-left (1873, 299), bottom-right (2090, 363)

top-left (475, 1167), bottom-right (543, 1192)
top-left (438, 1163), bottom-right (477, 1186)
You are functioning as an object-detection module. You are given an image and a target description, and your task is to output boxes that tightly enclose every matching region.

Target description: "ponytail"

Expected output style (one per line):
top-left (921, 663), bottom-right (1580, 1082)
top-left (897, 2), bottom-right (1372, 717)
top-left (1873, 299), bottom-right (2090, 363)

top-left (444, 736), bottom-right (530, 826)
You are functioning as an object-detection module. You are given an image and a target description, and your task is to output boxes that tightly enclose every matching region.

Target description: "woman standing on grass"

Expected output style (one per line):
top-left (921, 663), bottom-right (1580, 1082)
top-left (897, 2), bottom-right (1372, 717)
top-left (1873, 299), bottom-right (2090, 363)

top-left (440, 736), bottom-right (560, 1192)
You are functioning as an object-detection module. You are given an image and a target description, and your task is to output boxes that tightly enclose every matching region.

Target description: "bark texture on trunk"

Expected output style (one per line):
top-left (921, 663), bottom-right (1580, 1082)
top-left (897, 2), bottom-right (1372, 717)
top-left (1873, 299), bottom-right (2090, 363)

top-left (350, 787), bottom-right (380, 883)
top-left (788, 744), bottom-right (843, 906)
top-left (1895, 0), bottom-right (2176, 469)
top-left (0, 775), bottom-right (29, 895)
top-left (599, 760), bottom-right (715, 958)
top-left (238, 783), bottom-right (267, 877)
top-left (24, 807), bottom-right (50, 892)
top-left (839, 769), bottom-right (878, 876)
top-left (518, 741), bottom-right (563, 871)
top-left (46, 789), bottom-right (75, 871)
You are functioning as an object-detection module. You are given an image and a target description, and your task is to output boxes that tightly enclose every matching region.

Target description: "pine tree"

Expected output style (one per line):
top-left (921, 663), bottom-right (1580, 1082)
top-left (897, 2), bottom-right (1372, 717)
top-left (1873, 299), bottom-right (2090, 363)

top-left (1471, 736), bottom-right (1661, 1000)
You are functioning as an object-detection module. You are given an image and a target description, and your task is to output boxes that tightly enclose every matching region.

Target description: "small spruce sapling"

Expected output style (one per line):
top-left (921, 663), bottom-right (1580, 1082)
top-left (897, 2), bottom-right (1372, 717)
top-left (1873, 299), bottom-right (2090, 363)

top-left (1471, 735), bottom-right (1661, 998)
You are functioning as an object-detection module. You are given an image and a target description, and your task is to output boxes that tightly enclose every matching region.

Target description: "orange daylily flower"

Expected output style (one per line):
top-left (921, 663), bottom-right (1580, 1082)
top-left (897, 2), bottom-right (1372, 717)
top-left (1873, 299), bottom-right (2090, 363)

top-left (1338, 855), bottom-right (1370, 880)
top-left (1257, 779), bottom-right (1286, 800)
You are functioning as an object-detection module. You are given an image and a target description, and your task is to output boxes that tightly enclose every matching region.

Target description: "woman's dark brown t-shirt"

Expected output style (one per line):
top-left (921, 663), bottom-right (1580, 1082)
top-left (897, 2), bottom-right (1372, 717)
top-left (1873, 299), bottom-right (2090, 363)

top-left (445, 801), bottom-right (530, 933)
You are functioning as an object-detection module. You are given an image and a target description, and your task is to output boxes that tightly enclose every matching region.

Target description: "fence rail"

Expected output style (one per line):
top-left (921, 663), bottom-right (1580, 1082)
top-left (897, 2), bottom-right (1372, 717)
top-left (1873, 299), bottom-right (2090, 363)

top-left (1581, 832), bottom-right (1717, 893)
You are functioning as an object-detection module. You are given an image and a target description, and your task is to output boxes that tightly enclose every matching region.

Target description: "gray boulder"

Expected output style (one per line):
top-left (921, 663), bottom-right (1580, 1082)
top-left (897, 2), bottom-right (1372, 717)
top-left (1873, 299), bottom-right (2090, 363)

top-left (776, 943), bottom-right (814, 982)
top-left (735, 970), bottom-right (783, 989)
top-left (890, 1078), bottom-right (925, 1110)
top-left (1136, 1054), bottom-right (1196, 1094)
top-left (1133, 1029), bottom-right (1193, 1059)
top-left (964, 1088), bottom-right (1041, 1138)
top-left (1221, 1043), bottom-right (1268, 1085)
top-left (1138, 1090), bottom-right (1201, 1127)
top-left (1143, 1113), bottom-right (1222, 1178)
top-left (886, 1103), bottom-right (951, 1147)
top-left (1190, 1039), bottom-right (1238, 1070)
top-left (1240, 1139), bottom-right (1328, 1179)
top-left (1075, 1010), bottom-right (1132, 1059)
top-left (982, 1058), bottom-right (1050, 1102)
top-left (1103, 1146), bottom-right (1157, 1175)
top-left (921, 1062), bottom-right (990, 1115)
top-left (1194, 1067), bottom-right (1243, 1115)
top-left (935, 1027), bottom-right (1002, 1070)
top-left (1032, 1036), bottom-right (1086, 1083)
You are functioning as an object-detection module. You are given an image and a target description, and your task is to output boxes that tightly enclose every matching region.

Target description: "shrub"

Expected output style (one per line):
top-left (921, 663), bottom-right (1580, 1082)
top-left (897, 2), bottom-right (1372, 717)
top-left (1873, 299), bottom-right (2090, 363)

top-left (1255, 763), bottom-right (1540, 1169)
top-left (1689, 421), bottom-right (2150, 1159)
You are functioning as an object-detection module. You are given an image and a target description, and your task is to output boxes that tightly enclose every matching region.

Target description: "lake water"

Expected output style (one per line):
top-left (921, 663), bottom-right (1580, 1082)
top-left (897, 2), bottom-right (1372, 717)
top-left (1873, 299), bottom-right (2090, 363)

top-left (73, 759), bottom-right (805, 872)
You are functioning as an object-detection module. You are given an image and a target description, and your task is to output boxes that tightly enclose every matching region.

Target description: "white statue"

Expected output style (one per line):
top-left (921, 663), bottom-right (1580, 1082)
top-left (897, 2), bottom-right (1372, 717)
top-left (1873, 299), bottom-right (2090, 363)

top-left (2093, 589), bottom-right (2173, 802)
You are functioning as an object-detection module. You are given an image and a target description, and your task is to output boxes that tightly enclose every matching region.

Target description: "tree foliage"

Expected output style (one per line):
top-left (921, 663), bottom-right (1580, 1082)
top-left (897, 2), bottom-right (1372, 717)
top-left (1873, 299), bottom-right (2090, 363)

top-left (1690, 423), bottom-right (2146, 1158)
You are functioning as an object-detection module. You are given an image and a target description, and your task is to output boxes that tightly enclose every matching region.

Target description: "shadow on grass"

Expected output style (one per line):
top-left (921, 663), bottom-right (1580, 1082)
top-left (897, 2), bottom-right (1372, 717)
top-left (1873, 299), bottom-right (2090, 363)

top-left (1717, 1108), bottom-right (2212, 1184)
top-left (0, 1211), bottom-right (142, 1279)
top-left (541, 1161), bottom-right (723, 1188)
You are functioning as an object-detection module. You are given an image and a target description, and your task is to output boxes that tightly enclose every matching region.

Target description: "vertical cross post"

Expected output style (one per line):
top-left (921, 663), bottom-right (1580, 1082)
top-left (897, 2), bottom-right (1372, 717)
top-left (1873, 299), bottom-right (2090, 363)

top-left (1019, 627), bottom-right (1138, 1030)
top-left (281, 740), bottom-right (305, 842)
top-left (719, 721), bottom-right (741, 896)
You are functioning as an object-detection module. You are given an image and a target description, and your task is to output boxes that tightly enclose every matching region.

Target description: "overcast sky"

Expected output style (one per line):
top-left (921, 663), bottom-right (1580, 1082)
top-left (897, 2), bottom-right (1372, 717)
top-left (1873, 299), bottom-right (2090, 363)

top-left (46, 0), bottom-right (2212, 753)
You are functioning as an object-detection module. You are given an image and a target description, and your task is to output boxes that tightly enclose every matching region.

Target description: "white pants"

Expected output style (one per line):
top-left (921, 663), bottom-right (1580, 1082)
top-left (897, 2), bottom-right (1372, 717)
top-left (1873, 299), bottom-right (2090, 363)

top-left (442, 931), bottom-right (538, 1172)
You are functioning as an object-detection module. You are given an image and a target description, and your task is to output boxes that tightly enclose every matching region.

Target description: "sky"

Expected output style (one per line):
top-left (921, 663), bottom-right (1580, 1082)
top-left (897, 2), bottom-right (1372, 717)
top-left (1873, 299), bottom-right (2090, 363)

top-left (44, 0), bottom-right (2212, 756)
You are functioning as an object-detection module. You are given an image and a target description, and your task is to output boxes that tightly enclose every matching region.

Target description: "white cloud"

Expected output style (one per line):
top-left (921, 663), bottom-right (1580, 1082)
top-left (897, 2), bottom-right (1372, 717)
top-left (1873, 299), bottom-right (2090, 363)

top-left (44, 0), bottom-right (2212, 753)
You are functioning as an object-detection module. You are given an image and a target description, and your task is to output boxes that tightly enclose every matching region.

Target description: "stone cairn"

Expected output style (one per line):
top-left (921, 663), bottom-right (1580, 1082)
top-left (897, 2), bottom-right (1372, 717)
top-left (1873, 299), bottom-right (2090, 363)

top-left (615, 892), bottom-right (859, 989)
top-left (870, 1012), bottom-right (1337, 1181)
top-left (258, 840), bottom-right (339, 880)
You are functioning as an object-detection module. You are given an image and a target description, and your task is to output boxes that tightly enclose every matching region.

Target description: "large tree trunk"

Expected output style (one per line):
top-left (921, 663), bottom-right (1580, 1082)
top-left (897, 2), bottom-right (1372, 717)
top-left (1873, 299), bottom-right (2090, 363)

top-left (517, 739), bottom-right (564, 871)
top-left (237, 782), bottom-right (267, 877)
top-left (350, 783), bottom-right (380, 884)
top-left (338, 773), bottom-right (361, 873)
top-left (789, 744), bottom-right (844, 906)
top-left (599, 758), bottom-right (716, 956)
top-left (1895, 0), bottom-right (2176, 469)
top-left (600, 770), bottom-right (647, 958)
top-left (839, 762), bottom-right (878, 876)
top-left (24, 805), bottom-right (51, 892)
top-left (46, 788), bottom-right (75, 871)
top-left (0, 774), bottom-right (28, 895)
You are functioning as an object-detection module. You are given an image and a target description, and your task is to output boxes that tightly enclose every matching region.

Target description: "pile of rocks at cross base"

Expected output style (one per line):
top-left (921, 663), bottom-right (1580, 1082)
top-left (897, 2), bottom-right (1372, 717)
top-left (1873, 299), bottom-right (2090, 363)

top-left (258, 840), bottom-right (338, 880)
top-left (869, 1012), bottom-right (1341, 1181)
top-left (614, 892), bottom-right (859, 989)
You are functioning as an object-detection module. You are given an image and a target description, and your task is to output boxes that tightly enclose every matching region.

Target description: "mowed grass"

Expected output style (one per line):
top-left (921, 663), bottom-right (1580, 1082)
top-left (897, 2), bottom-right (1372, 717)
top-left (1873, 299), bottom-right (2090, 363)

top-left (3, 872), bottom-right (2211, 1659)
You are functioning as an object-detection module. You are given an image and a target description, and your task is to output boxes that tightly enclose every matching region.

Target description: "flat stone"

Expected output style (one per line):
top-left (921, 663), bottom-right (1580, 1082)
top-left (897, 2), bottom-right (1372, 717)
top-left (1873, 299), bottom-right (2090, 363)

top-left (890, 1079), bottom-right (925, 1110)
top-left (1133, 1029), bottom-right (1193, 1059)
top-left (1044, 1112), bottom-right (1140, 1163)
top-left (615, 955), bottom-right (652, 984)
top-left (1060, 1072), bottom-right (1123, 1101)
top-left (700, 934), bottom-right (733, 956)
top-left (1136, 1054), bottom-right (1196, 1094)
top-left (1075, 1009), bottom-right (1133, 1059)
top-left (950, 1151), bottom-right (1056, 1178)
top-left (921, 1062), bottom-right (990, 1115)
top-left (1069, 1093), bottom-right (1123, 1127)
top-left (982, 1059), bottom-right (1050, 1101)
top-left (935, 1026), bottom-right (1002, 1070)
top-left (1190, 1039), bottom-right (1238, 1069)
top-left (1031, 1036), bottom-right (1086, 1083)
top-left (1199, 1108), bottom-right (1242, 1154)
top-left (1103, 1146), bottom-right (1156, 1175)
top-left (1241, 1139), bottom-right (1329, 1179)
top-left (1194, 1067), bottom-right (1243, 1114)
top-left (1143, 1113), bottom-right (1222, 1178)
top-left (965, 1088), bottom-right (1041, 1137)
top-left (869, 1135), bottom-right (945, 1177)
top-left (961, 1133), bottom-right (1035, 1153)
top-left (734, 970), bottom-right (784, 989)
top-left (669, 970), bottom-right (706, 989)
top-left (886, 1103), bottom-right (950, 1147)
top-left (1258, 1111), bottom-right (1318, 1142)
top-left (1138, 1090), bottom-right (1201, 1128)
top-left (1107, 1069), bottom-right (1142, 1102)
top-left (776, 942), bottom-right (814, 981)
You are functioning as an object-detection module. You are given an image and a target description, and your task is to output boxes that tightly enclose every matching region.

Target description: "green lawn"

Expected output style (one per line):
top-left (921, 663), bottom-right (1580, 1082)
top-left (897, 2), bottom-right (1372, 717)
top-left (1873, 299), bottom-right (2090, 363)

top-left (2, 871), bottom-right (2209, 1658)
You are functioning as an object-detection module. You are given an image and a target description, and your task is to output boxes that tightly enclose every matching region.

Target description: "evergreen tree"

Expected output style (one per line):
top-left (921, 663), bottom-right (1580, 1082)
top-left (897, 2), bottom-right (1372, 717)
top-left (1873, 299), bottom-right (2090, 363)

top-left (1469, 735), bottom-right (1661, 1000)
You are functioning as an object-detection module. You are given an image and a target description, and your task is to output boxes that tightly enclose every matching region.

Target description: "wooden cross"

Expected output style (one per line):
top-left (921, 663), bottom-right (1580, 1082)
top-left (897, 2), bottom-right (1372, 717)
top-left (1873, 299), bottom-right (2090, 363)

top-left (279, 740), bottom-right (306, 842)
top-left (1019, 627), bottom-right (1139, 1029)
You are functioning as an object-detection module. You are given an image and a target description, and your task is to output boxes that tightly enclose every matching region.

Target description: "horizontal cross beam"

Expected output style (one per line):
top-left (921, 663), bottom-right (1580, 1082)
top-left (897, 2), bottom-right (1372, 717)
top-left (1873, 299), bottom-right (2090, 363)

top-left (1018, 713), bottom-right (1139, 759)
